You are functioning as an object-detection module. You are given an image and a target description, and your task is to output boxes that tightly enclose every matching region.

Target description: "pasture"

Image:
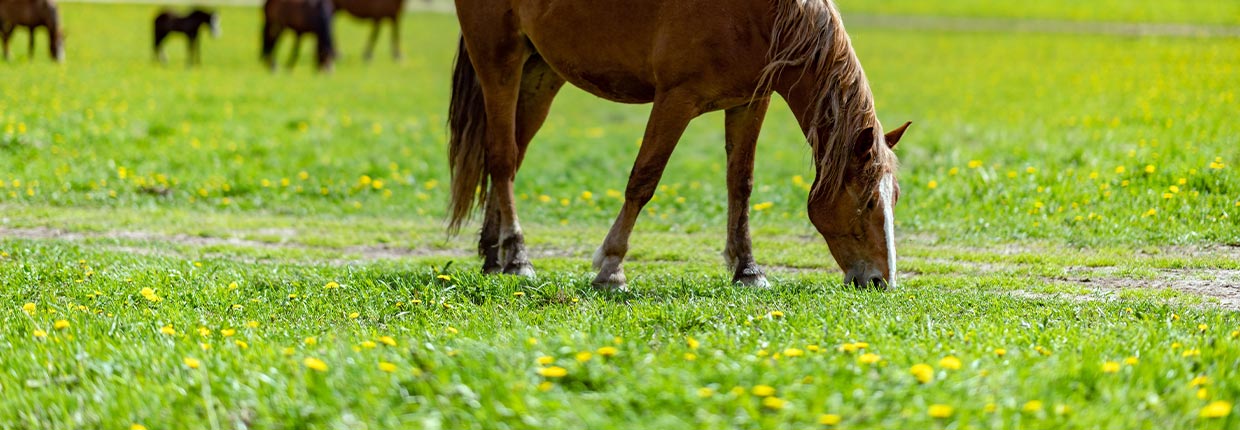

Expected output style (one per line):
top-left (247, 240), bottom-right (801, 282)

top-left (1, 1), bottom-right (1238, 428)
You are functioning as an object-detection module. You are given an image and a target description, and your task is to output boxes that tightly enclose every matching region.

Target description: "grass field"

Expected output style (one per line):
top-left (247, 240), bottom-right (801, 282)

top-left (2, 2), bottom-right (1238, 429)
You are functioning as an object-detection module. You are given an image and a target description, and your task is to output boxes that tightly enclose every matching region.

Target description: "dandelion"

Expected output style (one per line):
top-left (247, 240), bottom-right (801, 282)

top-left (927, 180), bottom-right (938, 189)
top-left (580, 191), bottom-right (593, 200)
top-left (378, 336), bottom-right (397, 347)
top-left (819, 414), bottom-right (842, 425)
top-left (436, 274), bottom-right (451, 281)
top-left (247, 321), bottom-right (259, 328)
top-left (1198, 388), bottom-right (1209, 400)
top-left (1182, 349), bottom-right (1201, 357)
top-left (221, 329), bottom-right (236, 337)
top-left (753, 202), bottom-right (774, 211)
top-left (968, 160), bottom-right (983, 168)
top-left (575, 351), bottom-right (593, 363)
top-left (911, 364), bottom-right (934, 384)
top-left (446, 327), bottom-right (459, 335)
top-left (33, 329), bottom-right (48, 338)
top-left (1022, 400), bottom-right (1044, 413)
top-left (948, 167), bottom-right (959, 176)
top-left (183, 357), bottom-right (201, 369)
top-left (537, 381), bottom-right (554, 391)
top-left (53, 320), bottom-right (69, 330)
top-left (324, 281), bottom-right (339, 289)
top-left (684, 352), bottom-right (697, 361)
top-left (378, 362), bottom-right (397, 373)
top-left (597, 346), bottom-right (618, 357)
top-left (1101, 361), bottom-right (1120, 373)
top-left (160, 325), bottom-right (176, 335)
top-left (1124, 356), bottom-right (1139, 366)
top-left (769, 311), bottom-right (785, 318)
top-left (697, 387), bottom-right (714, 397)
top-left (686, 336), bottom-right (700, 350)
top-left (22, 302), bottom-right (36, 314)
top-left (349, 312), bottom-right (360, 319)
top-left (200, 343), bottom-right (211, 351)
top-left (939, 356), bottom-right (962, 370)
top-left (235, 340), bottom-right (249, 349)
top-left (304, 337), bottom-right (317, 346)
top-left (1198, 323), bottom-right (1208, 332)
top-left (761, 396), bottom-right (786, 410)
top-left (928, 404), bottom-right (954, 418)
top-left (994, 348), bottom-right (1007, 357)
top-left (752, 385), bottom-right (776, 397)
top-left (513, 291), bottom-right (525, 297)
top-left (537, 356), bottom-right (554, 365)
top-left (858, 353), bottom-right (880, 365)
top-left (538, 366), bottom-right (567, 378)
top-left (361, 341), bottom-right (377, 349)
top-left (131, 424), bottom-right (148, 430)
top-left (783, 348), bottom-right (804, 358)
top-left (1191, 376), bottom-right (1211, 386)
top-left (1200, 401), bottom-right (1232, 418)
top-left (1144, 165), bottom-right (1155, 173)
top-left (1115, 166), bottom-right (1126, 174)
top-left (228, 282), bottom-right (239, 290)
top-left (304, 357), bottom-right (328, 372)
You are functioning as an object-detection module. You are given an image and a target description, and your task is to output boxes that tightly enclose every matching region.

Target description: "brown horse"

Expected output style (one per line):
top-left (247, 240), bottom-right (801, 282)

top-left (448, 0), bottom-right (911, 290)
top-left (0, 0), bottom-right (64, 62)
top-left (262, 0), bottom-right (336, 72)
top-left (332, 0), bottom-right (404, 61)
top-left (154, 9), bottom-right (220, 66)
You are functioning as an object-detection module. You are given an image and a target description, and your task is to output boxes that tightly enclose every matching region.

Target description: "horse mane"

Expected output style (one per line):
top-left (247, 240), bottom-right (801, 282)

top-left (758, 0), bottom-right (895, 202)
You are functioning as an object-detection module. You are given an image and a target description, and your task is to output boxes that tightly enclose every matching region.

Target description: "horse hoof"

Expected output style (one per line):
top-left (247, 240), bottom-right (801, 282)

top-left (481, 265), bottom-right (502, 275)
top-left (734, 274), bottom-right (770, 288)
top-left (591, 273), bottom-right (628, 292)
top-left (503, 262), bottom-right (536, 278)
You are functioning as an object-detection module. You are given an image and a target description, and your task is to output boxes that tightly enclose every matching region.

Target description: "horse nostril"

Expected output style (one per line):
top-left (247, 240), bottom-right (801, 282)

top-left (869, 277), bottom-right (888, 290)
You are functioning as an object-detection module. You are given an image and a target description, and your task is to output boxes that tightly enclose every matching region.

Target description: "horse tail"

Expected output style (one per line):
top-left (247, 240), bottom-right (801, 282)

top-left (314, 0), bottom-right (335, 62)
top-left (447, 35), bottom-right (487, 234)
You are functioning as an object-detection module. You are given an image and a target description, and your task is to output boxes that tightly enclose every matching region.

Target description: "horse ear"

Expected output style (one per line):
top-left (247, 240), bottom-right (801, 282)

top-left (884, 121), bottom-right (911, 149)
top-left (852, 127), bottom-right (876, 160)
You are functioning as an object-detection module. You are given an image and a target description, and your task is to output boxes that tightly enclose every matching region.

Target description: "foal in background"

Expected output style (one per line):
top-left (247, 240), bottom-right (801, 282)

top-left (0, 0), bottom-right (64, 62)
top-left (153, 9), bottom-right (220, 66)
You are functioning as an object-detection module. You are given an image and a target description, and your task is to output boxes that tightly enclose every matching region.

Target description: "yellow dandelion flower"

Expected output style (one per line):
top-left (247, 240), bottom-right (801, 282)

top-left (200, 343), bottom-right (211, 351)
top-left (304, 337), bottom-right (317, 346)
top-left (948, 167), bottom-right (959, 176)
top-left (580, 191), bottom-right (593, 200)
top-left (575, 351), bottom-right (593, 362)
top-left (324, 281), bottom-right (339, 289)
top-left (349, 312), bottom-right (360, 319)
top-left (247, 321), bottom-right (259, 328)
top-left (304, 357), bottom-right (328, 372)
top-left (183, 357), bottom-right (201, 369)
top-left (684, 352), bottom-right (698, 361)
top-left (939, 356), bottom-right (962, 370)
top-left (378, 361), bottom-right (397, 373)
top-left (752, 385), bottom-right (776, 397)
top-left (753, 202), bottom-right (774, 211)
top-left (1144, 165), bottom-right (1155, 173)
top-left (1182, 349), bottom-right (1201, 357)
top-left (378, 336), bottom-right (397, 347)
top-left (22, 303), bottom-right (35, 314)
top-left (1101, 361), bottom-right (1120, 373)
top-left (513, 291), bottom-right (525, 297)
top-left (984, 403), bottom-right (997, 413)
top-left (436, 274), bottom-right (451, 281)
top-left (838, 343), bottom-right (859, 353)
top-left (446, 327), bottom-right (459, 335)
top-left (538, 366), bottom-right (567, 378)
top-left (697, 387), bottom-right (714, 398)
top-left (1190, 376), bottom-right (1211, 387)
top-left (1124, 356), bottom-right (1139, 365)
top-left (361, 341), bottom-right (377, 349)
top-left (1199, 401), bottom-right (1232, 418)
top-left (221, 329), bottom-right (236, 337)
top-left (33, 329), bottom-right (48, 338)
top-left (806, 345), bottom-right (820, 352)
top-left (235, 340), bottom-right (249, 349)
top-left (1198, 323), bottom-right (1208, 332)
top-left (1198, 388), bottom-right (1209, 400)
top-left (819, 414), bottom-right (842, 425)
top-left (927, 180), bottom-right (938, 189)
top-left (994, 348), bottom-right (1007, 357)
top-left (686, 336), bottom-right (700, 350)
top-left (967, 160), bottom-right (983, 168)
top-left (928, 404), bottom-right (954, 418)
top-left (198, 327), bottom-right (211, 337)
top-left (1054, 404), bottom-right (1072, 416)
top-left (783, 348), bottom-right (804, 357)
top-left (53, 320), bottom-right (69, 330)
top-left (761, 396), bottom-right (786, 410)
top-left (597, 346), bottom-right (618, 357)
top-left (537, 381), bottom-right (554, 392)
top-left (1022, 400), bottom-right (1044, 413)
top-left (537, 356), bottom-right (554, 366)
top-left (1115, 166), bottom-right (1126, 174)
top-left (910, 364), bottom-right (934, 384)
top-left (770, 311), bottom-right (786, 318)
top-left (160, 325), bottom-right (176, 336)
top-left (131, 424), bottom-right (148, 430)
top-left (858, 353), bottom-right (880, 365)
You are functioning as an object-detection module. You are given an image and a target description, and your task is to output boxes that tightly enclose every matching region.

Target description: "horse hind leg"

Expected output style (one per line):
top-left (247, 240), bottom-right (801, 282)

top-left (477, 54), bottom-right (566, 273)
top-left (1, 25), bottom-right (11, 61)
top-left (27, 26), bottom-right (35, 61)
top-left (389, 16), bottom-right (401, 60)
top-left (362, 20), bottom-right (379, 62)
top-left (721, 99), bottom-right (772, 287)
top-left (286, 33), bottom-right (302, 70)
top-left (592, 90), bottom-right (700, 290)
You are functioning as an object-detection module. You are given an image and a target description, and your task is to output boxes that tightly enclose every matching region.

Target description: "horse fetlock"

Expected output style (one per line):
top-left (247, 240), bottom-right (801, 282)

top-left (502, 261), bottom-right (535, 278)
top-left (591, 268), bottom-right (627, 291)
top-left (733, 264), bottom-right (769, 288)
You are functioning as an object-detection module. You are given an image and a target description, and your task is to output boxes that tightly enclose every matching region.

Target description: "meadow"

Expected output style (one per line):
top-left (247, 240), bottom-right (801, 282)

top-left (1, 1), bottom-right (1238, 429)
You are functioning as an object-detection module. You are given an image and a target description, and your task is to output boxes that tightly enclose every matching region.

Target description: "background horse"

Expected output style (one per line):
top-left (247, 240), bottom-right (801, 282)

top-left (153, 9), bottom-right (220, 66)
top-left (448, 0), bottom-right (911, 290)
top-left (262, 0), bottom-right (335, 72)
top-left (0, 0), bottom-right (64, 62)
top-left (332, 0), bottom-right (404, 61)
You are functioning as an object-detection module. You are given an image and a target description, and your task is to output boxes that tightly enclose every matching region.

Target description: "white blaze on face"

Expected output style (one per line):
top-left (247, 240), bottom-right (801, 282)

top-left (878, 173), bottom-right (896, 288)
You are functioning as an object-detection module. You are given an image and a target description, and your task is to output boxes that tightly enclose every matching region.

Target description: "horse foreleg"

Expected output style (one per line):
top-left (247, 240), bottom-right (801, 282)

top-left (592, 91), bottom-right (700, 290)
top-left (188, 37), bottom-right (199, 67)
top-left (478, 56), bottom-right (566, 273)
top-left (389, 16), bottom-right (401, 60)
top-left (286, 33), bottom-right (302, 70)
top-left (722, 99), bottom-right (772, 287)
top-left (27, 26), bottom-right (34, 61)
top-left (1, 26), bottom-right (11, 61)
top-left (362, 20), bottom-right (379, 62)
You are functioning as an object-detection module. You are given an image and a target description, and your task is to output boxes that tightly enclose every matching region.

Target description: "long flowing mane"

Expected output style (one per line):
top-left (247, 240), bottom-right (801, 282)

top-left (758, 0), bottom-right (895, 201)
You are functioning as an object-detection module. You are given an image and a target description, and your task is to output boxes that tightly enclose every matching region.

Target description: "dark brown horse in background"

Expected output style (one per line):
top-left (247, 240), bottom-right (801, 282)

top-left (333, 0), bottom-right (404, 61)
top-left (262, 0), bottom-right (336, 71)
top-left (0, 0), bottom-right (64, 62)
top-left (448, 0), bottom-right (911, 290)
top-left (154, 8), bottom-right (220, 66)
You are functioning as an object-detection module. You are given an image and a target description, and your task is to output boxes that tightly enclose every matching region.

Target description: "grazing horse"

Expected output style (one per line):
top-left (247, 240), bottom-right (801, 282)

top-left (332, 0), bottom-right (405, 61)
top-left (262, 0), bottom-right (336, 72)
top-left (448, 0), bottom-right (912, 290)
top-left (0, 0), bottom-right (64, 62)
top-left (153, 9), bottom-right (221, 66)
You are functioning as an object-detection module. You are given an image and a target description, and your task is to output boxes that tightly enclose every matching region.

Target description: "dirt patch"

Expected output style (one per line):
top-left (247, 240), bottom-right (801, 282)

top-left (1054, 267), bottom-right (1240, 311)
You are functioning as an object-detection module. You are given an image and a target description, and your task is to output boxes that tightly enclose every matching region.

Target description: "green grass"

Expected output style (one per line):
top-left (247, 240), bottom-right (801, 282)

top-left (838, 0), bottom-right (1240, 26)
top-left (2, 2), bottom-right (1239, 429)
